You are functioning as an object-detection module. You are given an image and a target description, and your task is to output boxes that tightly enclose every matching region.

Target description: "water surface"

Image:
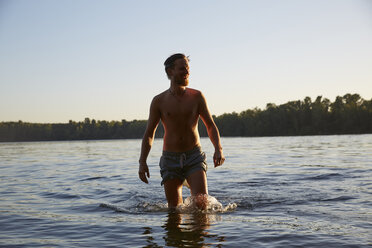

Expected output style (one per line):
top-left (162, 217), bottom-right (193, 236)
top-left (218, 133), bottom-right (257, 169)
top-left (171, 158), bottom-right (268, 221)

top-left (0, 135), bottom-right (371, 247)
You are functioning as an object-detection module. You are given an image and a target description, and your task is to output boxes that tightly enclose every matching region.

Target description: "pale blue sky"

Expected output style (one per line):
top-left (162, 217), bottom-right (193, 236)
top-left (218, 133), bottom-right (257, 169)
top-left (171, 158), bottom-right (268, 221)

top-left (0, 0), bottom-right (371, 123)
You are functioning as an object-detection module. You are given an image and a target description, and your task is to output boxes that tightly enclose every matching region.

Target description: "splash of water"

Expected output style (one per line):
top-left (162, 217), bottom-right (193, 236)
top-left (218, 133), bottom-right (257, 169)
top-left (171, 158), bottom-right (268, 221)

top-left (177, 194), bottom-right (237, 214)
top-left (100, 195), bottom-right (237, 214)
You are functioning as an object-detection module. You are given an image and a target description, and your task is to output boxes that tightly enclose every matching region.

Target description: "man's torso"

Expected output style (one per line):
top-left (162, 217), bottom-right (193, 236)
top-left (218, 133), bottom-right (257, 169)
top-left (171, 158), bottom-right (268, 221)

top-left (155, 88), bottom-right (201, 152)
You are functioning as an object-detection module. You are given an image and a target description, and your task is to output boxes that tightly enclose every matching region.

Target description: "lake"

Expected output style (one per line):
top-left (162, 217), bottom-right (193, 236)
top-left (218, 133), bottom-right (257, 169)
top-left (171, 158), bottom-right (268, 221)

top-left (0, 135), bottom-right (371, 247)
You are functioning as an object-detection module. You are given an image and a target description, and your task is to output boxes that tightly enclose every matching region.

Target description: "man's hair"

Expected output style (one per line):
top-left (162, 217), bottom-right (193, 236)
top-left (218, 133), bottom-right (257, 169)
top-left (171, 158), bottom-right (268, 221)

top-left (164, 53), bottom-right (189, 78)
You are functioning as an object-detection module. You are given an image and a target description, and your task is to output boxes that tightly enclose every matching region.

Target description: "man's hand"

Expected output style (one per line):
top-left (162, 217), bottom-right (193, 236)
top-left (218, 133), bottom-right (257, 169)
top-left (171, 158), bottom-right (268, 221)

top-left (213, 149), bottom-right (225, 167)
top-left (138, 162), bottom-right (150, 184)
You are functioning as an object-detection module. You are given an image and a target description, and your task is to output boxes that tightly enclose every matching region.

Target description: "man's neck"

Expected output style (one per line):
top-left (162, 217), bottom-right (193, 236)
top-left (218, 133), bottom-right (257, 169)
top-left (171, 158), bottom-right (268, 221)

top-left (169, 84), bottom-right (187, 96)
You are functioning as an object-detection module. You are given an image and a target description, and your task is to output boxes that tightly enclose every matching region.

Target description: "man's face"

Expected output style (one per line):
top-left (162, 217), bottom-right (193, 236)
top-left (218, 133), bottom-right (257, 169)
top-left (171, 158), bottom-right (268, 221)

top-left (169, 58), bottom-right (189, 86)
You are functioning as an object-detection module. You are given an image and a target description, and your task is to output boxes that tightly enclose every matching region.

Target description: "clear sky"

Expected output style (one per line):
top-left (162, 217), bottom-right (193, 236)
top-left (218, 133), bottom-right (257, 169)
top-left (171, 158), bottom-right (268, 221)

top-left (1, 0), bottom-right (371, 123)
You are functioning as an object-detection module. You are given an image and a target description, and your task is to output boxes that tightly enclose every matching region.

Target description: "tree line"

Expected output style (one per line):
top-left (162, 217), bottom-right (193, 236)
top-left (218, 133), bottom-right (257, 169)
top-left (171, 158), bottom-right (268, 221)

top-left (1, 93), bottom-right (371, 142)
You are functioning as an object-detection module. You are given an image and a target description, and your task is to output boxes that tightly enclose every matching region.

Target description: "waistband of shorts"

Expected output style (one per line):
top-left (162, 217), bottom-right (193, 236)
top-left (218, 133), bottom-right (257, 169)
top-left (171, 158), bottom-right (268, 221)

top-left (162, 145), bottom-right (202, 157)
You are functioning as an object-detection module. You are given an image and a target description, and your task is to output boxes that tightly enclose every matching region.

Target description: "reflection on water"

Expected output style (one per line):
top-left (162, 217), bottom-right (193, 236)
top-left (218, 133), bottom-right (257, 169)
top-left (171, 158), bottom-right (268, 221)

top-left (162, 212), bottom-right (224, 248)
top-left (139, 211), bottom-right (225, 248)
top-left (111, 195), bottom-right (232, 247)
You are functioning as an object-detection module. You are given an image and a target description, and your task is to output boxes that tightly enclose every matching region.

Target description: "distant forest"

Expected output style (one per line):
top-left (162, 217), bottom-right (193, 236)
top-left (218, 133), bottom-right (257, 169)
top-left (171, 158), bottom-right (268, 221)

top-left (1, 93), bottom-right (371, 142)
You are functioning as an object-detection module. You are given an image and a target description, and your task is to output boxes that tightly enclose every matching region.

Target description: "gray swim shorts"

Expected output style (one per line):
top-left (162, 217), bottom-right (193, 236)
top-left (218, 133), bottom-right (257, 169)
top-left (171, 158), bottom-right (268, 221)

top-left (159, 146), bottom-right (208, 185)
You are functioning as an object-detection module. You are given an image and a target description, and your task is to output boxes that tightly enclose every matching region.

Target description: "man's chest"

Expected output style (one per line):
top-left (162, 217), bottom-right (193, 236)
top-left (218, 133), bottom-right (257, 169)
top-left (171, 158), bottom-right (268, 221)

top-left (160, 99), bottom-right (199, 120)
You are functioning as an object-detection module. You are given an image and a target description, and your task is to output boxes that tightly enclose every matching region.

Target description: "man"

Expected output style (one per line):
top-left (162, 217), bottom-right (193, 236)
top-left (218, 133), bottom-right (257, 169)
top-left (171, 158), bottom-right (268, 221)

top-left (138, 53), bottom-right (225, 209)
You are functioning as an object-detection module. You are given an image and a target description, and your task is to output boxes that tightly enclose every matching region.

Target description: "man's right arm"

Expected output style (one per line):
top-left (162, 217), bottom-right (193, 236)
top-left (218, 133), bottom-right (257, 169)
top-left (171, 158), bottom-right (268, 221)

top-left (138, 97), bottom-right (161, 184)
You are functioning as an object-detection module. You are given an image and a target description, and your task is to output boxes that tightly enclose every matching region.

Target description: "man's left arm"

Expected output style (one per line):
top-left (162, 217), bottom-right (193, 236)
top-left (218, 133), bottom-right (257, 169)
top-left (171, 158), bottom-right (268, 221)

top-left (198, 92), bottom-right (225, 167)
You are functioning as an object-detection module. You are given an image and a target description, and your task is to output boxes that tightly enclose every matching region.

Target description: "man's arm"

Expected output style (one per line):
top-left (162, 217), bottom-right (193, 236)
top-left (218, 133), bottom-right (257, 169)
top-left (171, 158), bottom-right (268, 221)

top-left (138, 97), bottom-right (161, 183)
top-left (198, 92), bottom-right (225, 167)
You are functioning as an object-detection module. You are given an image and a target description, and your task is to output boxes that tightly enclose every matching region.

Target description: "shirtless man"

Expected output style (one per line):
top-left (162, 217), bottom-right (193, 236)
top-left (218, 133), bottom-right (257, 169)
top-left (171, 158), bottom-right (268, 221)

top-left (138, 53), bottom-right (225, 209)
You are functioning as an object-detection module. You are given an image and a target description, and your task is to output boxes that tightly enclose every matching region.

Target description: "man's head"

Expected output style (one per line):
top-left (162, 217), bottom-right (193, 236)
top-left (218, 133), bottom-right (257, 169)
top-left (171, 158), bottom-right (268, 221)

top-left (164, 53), bottom-right (190, 83)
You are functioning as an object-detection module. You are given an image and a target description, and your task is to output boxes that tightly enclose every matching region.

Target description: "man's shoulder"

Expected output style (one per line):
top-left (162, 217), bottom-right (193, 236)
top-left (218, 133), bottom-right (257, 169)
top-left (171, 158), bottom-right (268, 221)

top-left (153, 89), bottom-right (169, 101)
top-left (187, 88), bottom-right (203, 96)
top-left (152, 88), bottom-right (203, 103)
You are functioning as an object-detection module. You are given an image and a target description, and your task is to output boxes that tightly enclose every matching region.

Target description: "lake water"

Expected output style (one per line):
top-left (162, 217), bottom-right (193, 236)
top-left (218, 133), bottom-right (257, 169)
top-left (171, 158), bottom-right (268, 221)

top-left (0, 135), bottom-right (371, 247)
